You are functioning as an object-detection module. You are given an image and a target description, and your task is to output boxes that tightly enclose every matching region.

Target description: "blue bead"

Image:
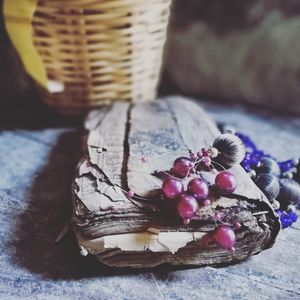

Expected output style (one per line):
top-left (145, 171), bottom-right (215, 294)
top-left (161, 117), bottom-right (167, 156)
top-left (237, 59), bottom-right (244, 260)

top-left (278, 159), bottom-right (296, 173)
top-left (236, 132), bottom-right (298, 230)
top-left (290, 212), bottom-right (298, 223)
top-left (250, 156), bottom-right (261, 168)
top-left (241, 161), bottom-right (248, 166)
top-left (276, 210), bottom-right (294, 229)
top-left (281, 217), bottom-right (291, 228)
top-left (242, 164), bottom-right (251, 172)
top-left (245, 153), bottom-right (252, 160)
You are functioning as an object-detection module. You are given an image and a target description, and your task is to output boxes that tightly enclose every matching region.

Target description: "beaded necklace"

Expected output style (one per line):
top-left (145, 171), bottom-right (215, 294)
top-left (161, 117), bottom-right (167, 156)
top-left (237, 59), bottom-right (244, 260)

top-left (235, 132), bottom-right (299, 229)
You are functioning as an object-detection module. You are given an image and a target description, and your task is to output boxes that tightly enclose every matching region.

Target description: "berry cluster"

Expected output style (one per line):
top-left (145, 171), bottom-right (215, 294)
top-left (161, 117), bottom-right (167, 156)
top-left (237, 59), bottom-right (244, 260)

top-left (161, 149), bottom-right (237, 225)
top-left (160, 148), bottom-right (238, 252)
top-left (126, 133), bottom-right (246, 252)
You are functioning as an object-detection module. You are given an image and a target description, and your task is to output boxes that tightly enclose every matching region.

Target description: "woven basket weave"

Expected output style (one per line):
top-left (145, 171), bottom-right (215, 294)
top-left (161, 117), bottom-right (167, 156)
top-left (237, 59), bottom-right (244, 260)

top-left (32, 0), bottom-right (171, 113)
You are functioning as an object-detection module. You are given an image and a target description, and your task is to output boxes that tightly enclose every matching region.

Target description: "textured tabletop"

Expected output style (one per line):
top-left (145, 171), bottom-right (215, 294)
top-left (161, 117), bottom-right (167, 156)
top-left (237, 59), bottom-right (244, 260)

top-left (0, 96), bottom-right (299, 300)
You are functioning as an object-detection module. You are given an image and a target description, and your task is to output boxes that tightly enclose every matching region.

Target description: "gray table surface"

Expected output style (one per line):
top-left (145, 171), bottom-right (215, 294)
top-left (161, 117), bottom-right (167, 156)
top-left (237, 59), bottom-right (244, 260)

top-left (0, 96), bottom-right (299, 300)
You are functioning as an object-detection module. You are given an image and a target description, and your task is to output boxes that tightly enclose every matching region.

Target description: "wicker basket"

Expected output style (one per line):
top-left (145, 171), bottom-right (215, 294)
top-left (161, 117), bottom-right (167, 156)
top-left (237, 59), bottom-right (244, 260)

top-left (32, 0), bottom-right (171, 113)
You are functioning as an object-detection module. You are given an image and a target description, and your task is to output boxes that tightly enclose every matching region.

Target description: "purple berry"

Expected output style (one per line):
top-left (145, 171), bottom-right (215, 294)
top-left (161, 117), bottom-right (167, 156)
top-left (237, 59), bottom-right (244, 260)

top-left (215, 171), bottom-right (237, 193)
top-left (177, 194), bottom-right (199, 219)
top-left (188, 178), bottom-right (209, 200)
top-left (162, 178), bottom-right (184, 199)
top-left (214, 225), bottom-right (236, 250)
top-left (172, 157), bottom-right (192, 178)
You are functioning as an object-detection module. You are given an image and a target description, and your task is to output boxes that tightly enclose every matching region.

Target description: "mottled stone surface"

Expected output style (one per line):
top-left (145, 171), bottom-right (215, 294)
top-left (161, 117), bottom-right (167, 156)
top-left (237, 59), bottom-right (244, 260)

top-left (0, 97), bottom-right (299, 299)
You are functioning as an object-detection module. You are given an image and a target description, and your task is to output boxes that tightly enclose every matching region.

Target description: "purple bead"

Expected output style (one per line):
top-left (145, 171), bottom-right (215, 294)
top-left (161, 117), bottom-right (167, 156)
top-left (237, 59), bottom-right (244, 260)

top-left (213, 212), bottom-right (222, 221)
top-left (234, 222), bottom-right (242, 230)
top-left (214, 225), bottom-right (236, 250)
top-left (190, 152), bottom-right (197, 160)
top-left (188, 178), bottom-right (209, 200)
top-left (177, 194), bottom-right (199, 219)
top-left (183, 218), bottom-right (190, 225)
top-left (203, 199), bottom-right (211, 206)
top-left (172, 157), bottom-right (192, 178)
top-left (201, 148), bottom-right (209, 156)
top-left (128, 190), bottom-right (134, 198)
top-left (197, 151), bottom-right (203, 158)
top-left (215, 171), bottom-right (237, 193)
top-left (202, 156), bottom-right (211, 167)
top-left (162, 178), bottom-right (184, 199)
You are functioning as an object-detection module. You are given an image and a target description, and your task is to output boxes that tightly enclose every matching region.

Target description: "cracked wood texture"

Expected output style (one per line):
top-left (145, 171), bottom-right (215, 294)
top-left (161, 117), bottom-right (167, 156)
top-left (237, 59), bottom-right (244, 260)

top-left (72, 97), bottom-right (280, 268)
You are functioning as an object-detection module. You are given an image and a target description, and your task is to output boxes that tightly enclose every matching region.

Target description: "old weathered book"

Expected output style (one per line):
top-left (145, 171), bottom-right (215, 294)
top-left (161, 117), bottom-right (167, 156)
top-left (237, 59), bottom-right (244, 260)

top-left (72, 97), bottom-right (280, 268)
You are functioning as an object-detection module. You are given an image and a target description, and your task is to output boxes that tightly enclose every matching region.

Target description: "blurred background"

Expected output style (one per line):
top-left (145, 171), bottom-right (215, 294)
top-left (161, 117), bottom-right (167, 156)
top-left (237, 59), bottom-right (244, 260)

top-left (163, 0), bottom-right (300, 114)
top-left (1, 0), bottom-right (300, 115)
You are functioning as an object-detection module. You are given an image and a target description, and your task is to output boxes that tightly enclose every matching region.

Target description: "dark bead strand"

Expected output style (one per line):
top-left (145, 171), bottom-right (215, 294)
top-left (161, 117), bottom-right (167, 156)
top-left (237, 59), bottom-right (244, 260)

top-left (233, 131), bottom-right (299, 229)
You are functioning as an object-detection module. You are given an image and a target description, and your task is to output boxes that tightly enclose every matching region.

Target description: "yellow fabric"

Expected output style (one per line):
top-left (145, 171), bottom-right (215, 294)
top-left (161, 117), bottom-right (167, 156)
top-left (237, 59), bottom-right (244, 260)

top-left (3, 0), bottom-right (48, 88)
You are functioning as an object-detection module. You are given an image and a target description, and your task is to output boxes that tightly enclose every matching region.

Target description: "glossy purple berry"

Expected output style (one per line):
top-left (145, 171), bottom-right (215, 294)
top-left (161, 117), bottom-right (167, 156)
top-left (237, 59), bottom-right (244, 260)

top-left (172, 157), bottom-right (192, 178)
top-left (214, 225), bottom-right (236, 251)
top-left (177, 194), bottom-right (199, 220)
top-left (188, 178), bottom-right (209, 200)
top-left (162, 178), bottom-right (184, 199)
top-left (215, 171), bottom-right (237, 193)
